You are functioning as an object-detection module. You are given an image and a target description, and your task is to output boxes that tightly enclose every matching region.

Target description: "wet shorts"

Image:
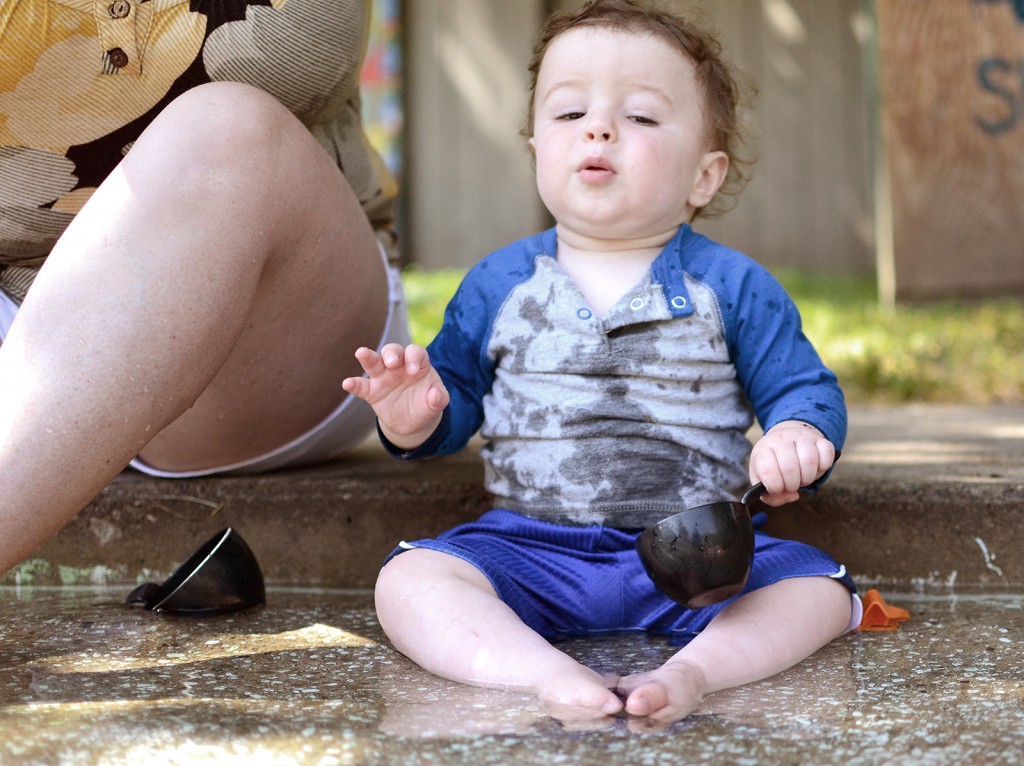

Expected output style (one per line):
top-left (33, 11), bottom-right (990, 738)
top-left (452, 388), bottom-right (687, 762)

top-left (0, 245), bottom-right (409, 477)
top-left (390, 509), bottom-right (861, 641)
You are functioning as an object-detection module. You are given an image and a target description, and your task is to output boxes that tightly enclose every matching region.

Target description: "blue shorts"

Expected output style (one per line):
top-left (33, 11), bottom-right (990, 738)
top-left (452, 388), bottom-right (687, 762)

top-left (389, 509), bottom-right (858, 641)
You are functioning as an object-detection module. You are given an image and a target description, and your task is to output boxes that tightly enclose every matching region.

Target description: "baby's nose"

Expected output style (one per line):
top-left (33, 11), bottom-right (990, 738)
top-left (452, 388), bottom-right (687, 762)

top-left (583, 110), bottom-right (615, 141)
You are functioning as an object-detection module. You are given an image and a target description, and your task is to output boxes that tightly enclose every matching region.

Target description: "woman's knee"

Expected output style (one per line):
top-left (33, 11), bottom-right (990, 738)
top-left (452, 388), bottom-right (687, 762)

top-left (129, 82), bottom-right (307, 191)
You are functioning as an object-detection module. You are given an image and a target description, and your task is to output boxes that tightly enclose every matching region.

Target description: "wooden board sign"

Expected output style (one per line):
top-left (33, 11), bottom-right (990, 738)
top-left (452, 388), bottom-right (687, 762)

top-left (876, 0), bottom-right (1024, 300)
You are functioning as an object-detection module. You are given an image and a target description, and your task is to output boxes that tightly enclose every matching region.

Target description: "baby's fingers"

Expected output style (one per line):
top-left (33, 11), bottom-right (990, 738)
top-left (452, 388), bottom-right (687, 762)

top-left (377, 343), bottom-right (410, 371)
top-left (341, 374), bottom-right (371, 400)
top-left (375, 342), bottom-right (434, 377)
top-left (425, 382), bottom-right (450, 412)
top-left (816, 439), bottom-right (837, 473)
top-left (353, 345), bottom-right (388, 377)
top-left (400, 343), bottom-right (432, 376)
top-left (794, 437), bottom-right (826, 486)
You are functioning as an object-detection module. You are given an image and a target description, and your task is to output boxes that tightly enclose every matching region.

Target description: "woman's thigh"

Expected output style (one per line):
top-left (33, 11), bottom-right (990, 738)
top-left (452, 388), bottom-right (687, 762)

top-left (131, 248), bottom-right (409, 477)
top-left (112, 83), bottom-right (392, 470)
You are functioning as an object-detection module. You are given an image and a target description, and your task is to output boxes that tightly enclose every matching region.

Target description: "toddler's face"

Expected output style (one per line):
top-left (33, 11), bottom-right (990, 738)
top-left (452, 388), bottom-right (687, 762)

top-left (530, 27), bottom-right (727, 245)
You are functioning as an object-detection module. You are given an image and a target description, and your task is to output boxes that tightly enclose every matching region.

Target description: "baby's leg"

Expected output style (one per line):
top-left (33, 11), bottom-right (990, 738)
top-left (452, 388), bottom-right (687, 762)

top-left (618, 576), bottom-right (852, 722)
top-left (375, 548), bottom-right (623, 720)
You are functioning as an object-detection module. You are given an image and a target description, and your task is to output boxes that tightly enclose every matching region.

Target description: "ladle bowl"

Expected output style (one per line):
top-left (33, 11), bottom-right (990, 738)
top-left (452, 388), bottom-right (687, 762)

top-left (125, 527), bottom-right (265, 616)
top-left (635, 483), bottom-right (764, 608)
top-left (636, 451), bottom-right (840, 608)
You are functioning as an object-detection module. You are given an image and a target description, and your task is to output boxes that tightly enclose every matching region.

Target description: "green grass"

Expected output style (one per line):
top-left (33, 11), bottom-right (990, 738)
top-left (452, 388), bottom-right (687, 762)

top-left (402, 267), bottom-right (466, 350)
top-left (402, 267), bottom-right (1024, 405)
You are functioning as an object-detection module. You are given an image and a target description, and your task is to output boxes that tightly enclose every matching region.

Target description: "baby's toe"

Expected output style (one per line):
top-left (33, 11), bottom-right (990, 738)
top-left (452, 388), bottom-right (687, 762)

top-left (624, 680), bottom-right (670, 717)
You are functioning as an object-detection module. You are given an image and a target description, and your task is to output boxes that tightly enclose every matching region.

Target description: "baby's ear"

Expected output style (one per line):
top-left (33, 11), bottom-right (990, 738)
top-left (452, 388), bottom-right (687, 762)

top-left (688, 151), bottom-right (729, 210)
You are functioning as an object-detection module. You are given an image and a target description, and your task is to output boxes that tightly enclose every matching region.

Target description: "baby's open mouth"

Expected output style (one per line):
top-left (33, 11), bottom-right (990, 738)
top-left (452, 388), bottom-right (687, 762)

top-left (581, 156), bottom-right (612, 172)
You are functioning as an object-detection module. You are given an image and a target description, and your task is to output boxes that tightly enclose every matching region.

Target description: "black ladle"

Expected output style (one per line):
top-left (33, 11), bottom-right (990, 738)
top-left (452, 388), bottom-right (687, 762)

top-left (636, 452), bottom-right (840, 608)
top-left (635, 483), bottom-right (761, 608)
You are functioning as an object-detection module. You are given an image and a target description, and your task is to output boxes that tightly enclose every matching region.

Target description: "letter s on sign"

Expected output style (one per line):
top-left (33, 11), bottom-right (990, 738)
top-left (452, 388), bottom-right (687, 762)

top-left (975, 57), bottom-right (1023, 135)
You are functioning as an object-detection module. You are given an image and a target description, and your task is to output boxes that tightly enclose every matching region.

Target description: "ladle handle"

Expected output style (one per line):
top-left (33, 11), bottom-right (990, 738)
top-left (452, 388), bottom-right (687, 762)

top-left (742, 450), bottom-right (841, 506)
top-left (741, 483), bottom-right (766, 505)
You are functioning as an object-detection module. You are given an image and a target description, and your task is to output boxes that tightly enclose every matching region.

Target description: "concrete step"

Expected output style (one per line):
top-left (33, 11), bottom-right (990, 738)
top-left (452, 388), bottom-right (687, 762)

top-left (7, 405), bottom-right (1023, 591)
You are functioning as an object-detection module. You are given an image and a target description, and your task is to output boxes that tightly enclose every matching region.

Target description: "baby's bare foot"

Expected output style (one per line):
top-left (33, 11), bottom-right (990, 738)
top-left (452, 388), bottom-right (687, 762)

top-left (617, 660), bottom-right (706, 722)
top-left (536, 666), bottom-right (623, 722)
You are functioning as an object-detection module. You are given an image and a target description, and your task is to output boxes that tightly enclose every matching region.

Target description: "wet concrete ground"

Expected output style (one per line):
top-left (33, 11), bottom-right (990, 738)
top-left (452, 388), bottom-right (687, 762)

top-left (2, 587), bottom-right (1021, 765)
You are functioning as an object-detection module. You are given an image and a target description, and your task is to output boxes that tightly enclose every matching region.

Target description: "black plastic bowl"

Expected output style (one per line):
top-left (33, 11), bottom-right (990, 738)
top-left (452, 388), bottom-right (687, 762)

top-left (635, 484), bottom-right (763, 608)
top-left (125, 527), bottom-right (265, 616)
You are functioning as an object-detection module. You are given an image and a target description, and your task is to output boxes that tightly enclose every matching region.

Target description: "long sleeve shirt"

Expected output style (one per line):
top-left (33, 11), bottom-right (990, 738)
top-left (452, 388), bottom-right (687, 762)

top-left (388, 225), bottom-right (846, 529)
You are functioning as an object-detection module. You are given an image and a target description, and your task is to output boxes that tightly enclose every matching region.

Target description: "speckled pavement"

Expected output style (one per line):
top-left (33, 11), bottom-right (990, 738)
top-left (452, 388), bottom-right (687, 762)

top-left (3, 405), bottom-right (1023, 763)
top-left (2, 587), bottom-right (1021, 765)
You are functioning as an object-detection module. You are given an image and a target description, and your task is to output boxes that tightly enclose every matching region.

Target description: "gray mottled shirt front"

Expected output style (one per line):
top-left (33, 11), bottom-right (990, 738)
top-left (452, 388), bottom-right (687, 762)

top-left (396, 226), bottom-right (847, 529)
top-left (481, 256), bottom-right (752, 526)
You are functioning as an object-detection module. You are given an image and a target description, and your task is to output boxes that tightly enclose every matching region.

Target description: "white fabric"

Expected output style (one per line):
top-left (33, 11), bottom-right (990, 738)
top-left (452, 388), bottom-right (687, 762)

top-left (0, 289), bottom-right (17, 341)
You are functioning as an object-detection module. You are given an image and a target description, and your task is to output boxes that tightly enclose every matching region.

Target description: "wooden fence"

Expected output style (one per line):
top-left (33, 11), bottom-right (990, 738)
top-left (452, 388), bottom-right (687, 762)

top-left (401, 0), bottom-right (1023, 301)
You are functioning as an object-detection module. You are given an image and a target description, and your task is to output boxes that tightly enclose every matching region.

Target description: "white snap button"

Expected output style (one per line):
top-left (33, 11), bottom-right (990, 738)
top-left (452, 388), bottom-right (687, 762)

top-left (629, 297), bottom-right (645, 310)
top-left (671, 296), bottom-right (687, 309)
top-left (576, 308), bottom-right (592, 320)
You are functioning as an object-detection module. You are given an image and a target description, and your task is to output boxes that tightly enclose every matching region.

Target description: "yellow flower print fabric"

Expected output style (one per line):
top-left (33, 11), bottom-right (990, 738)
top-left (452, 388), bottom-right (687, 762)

top-left (0, 0), bottom-right (396, 302)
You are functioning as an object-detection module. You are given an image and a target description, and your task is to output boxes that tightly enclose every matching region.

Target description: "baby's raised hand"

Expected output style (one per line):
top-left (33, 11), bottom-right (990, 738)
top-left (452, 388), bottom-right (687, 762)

top-left (749, 420), bottom-right (836, 507)
top-left (342, 343), bottom-right (450, 450)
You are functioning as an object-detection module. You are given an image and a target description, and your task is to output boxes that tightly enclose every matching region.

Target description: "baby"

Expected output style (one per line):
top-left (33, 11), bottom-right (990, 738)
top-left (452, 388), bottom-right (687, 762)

top-left (343, 0), bottom-right (860, 722)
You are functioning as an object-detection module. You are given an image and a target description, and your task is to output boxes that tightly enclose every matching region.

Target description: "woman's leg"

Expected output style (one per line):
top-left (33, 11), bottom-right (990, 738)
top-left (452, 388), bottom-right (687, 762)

top-left (375, 549), bottom-right (624, 721)
top-left (617, 576), bottom-right (853, 722)
top-left (0, 82), bottom-right (387, 575)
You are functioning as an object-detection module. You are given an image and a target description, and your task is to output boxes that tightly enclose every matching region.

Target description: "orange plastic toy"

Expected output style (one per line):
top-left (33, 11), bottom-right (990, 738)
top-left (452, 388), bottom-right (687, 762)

top-left (858, 588), bottom-right (910, 631)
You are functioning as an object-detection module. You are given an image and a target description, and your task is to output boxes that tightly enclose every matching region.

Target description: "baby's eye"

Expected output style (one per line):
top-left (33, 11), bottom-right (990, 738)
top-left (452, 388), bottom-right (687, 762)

top-left (556, 111), bottom-right (586, 121)
top-left (628, 114), bottom-right (658, 126)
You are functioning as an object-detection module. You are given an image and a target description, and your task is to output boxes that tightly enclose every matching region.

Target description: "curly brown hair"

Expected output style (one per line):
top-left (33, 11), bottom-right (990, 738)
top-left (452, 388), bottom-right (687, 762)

top-left (524, 0), bottom-right (754, 218)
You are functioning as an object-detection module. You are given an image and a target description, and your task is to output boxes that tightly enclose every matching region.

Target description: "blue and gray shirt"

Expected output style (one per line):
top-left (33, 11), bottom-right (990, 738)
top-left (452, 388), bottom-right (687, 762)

top-left (388, 225), bottom-right (846, 529)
